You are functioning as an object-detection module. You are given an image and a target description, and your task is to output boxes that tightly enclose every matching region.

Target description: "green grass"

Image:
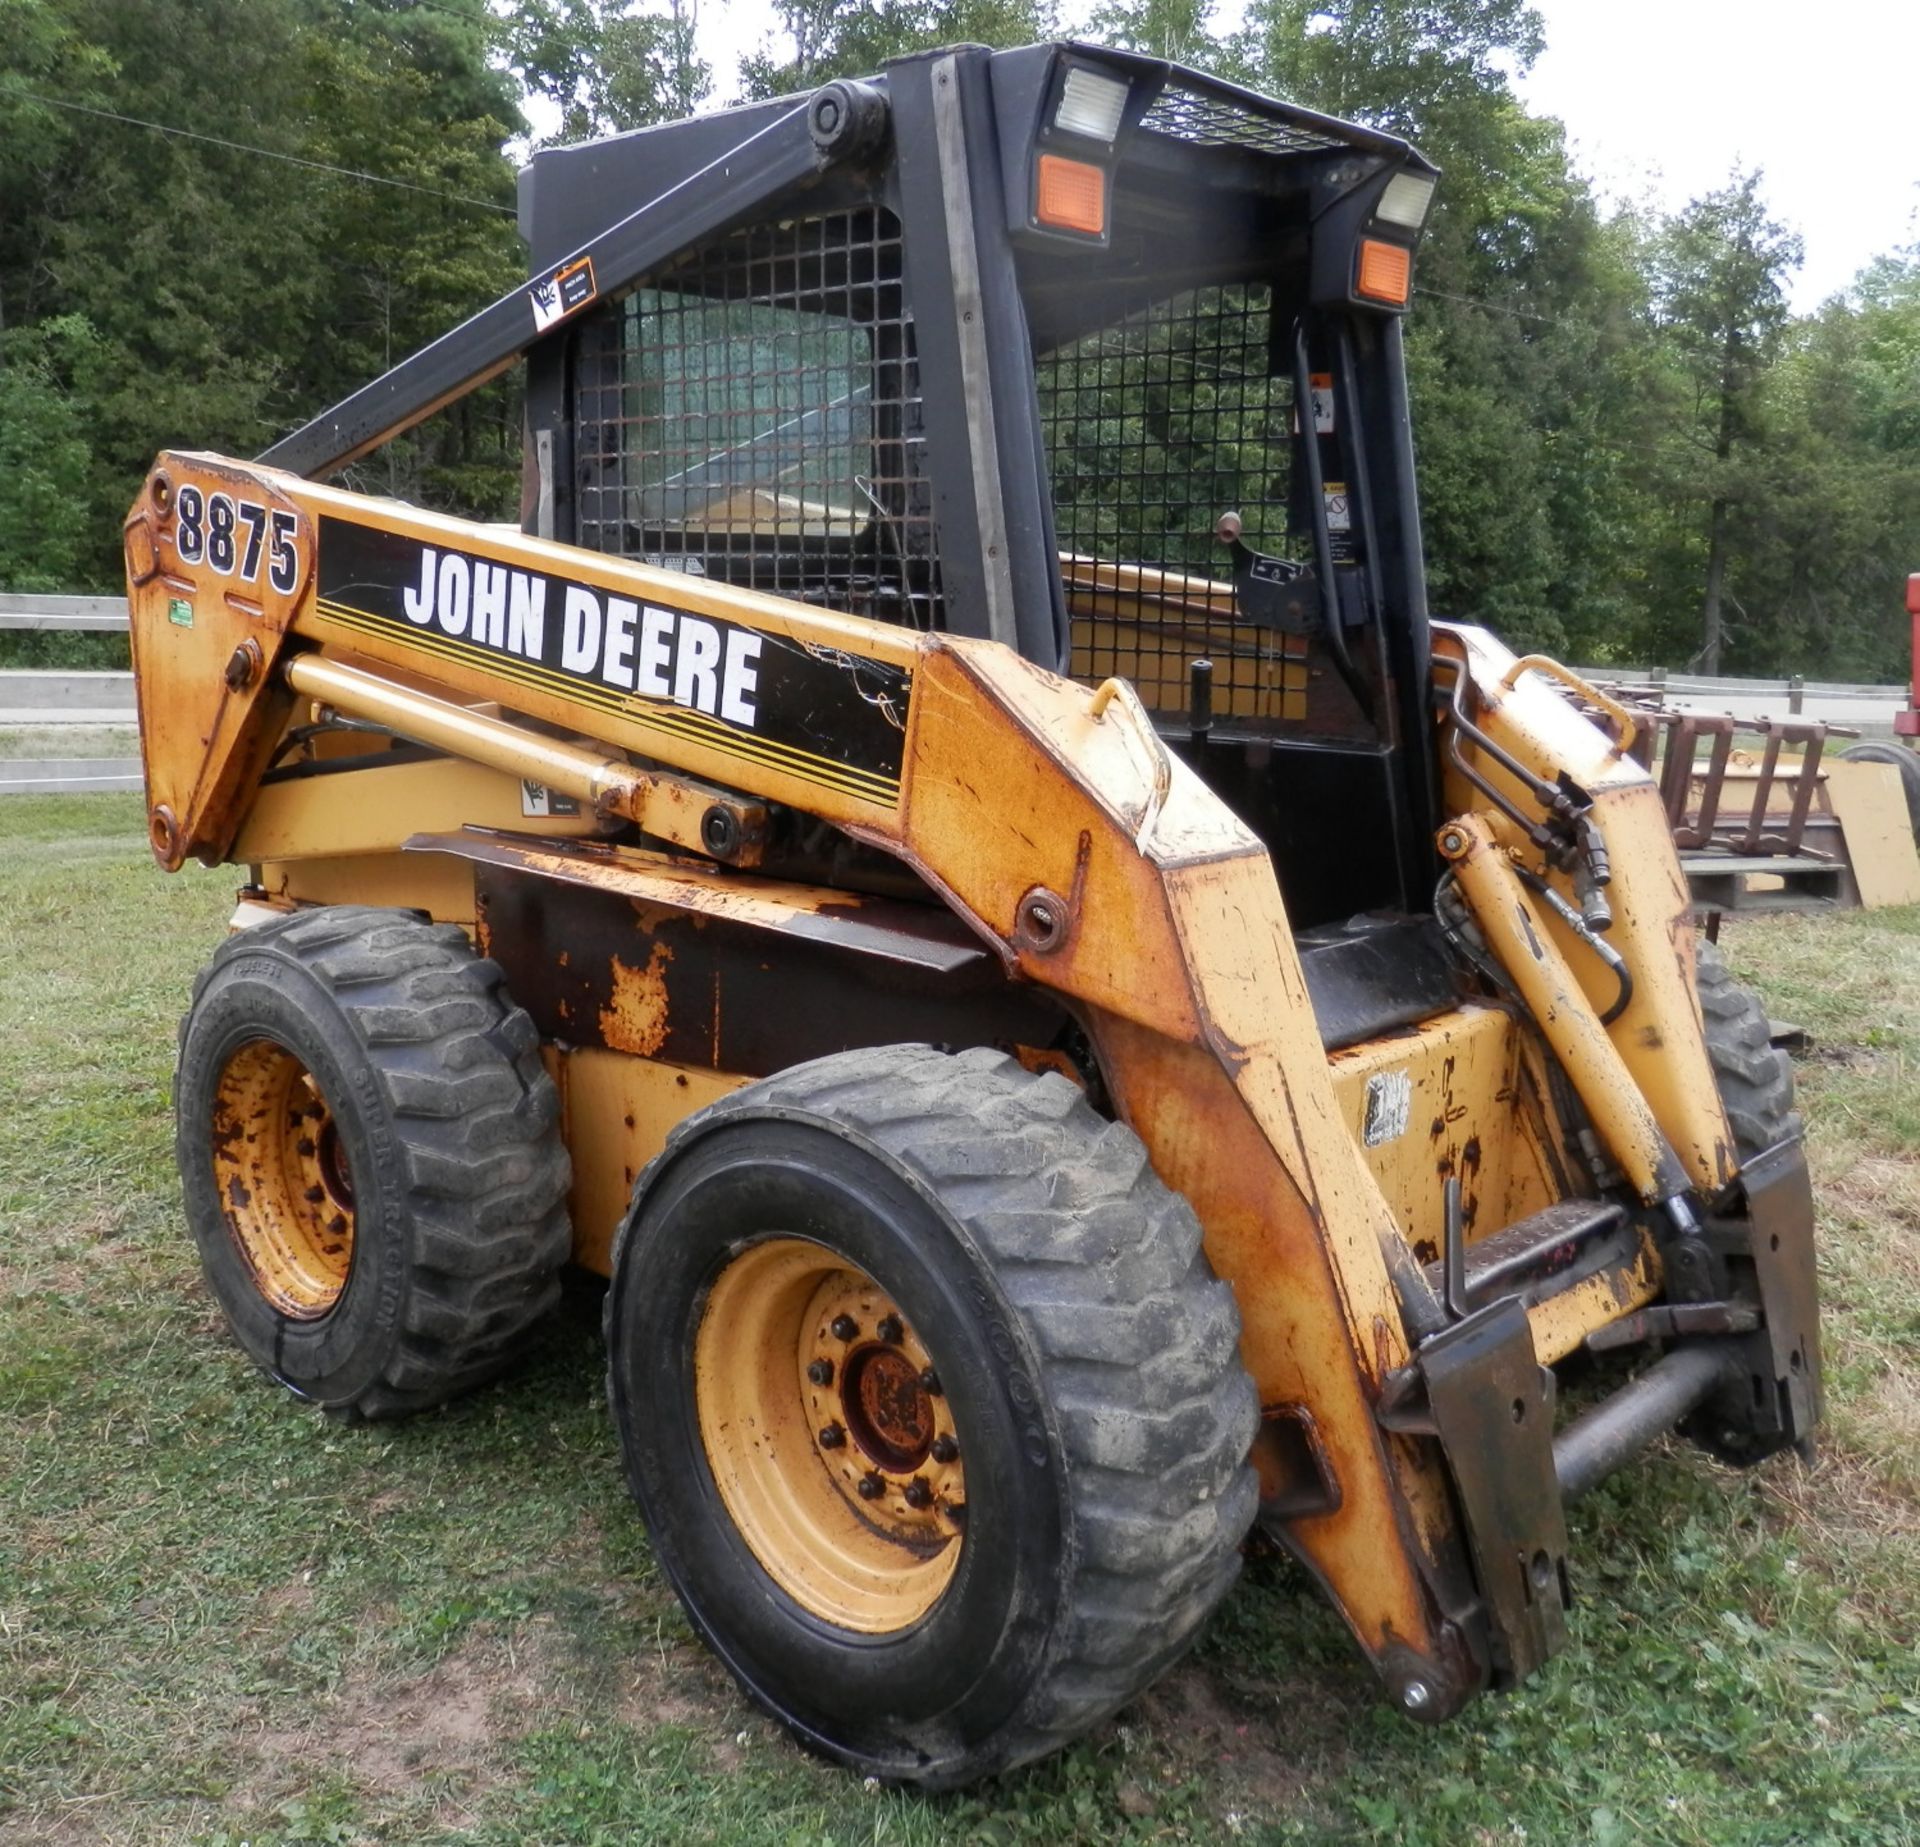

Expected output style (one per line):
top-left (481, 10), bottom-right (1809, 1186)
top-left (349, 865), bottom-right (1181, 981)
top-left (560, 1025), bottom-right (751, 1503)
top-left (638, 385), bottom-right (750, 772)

top-left (1, 793), bottom-right (1916, 1845)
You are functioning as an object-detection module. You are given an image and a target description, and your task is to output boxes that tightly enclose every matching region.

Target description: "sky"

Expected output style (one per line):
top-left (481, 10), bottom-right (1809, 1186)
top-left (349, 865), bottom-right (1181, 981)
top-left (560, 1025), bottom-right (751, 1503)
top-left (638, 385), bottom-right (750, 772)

top-left (688, 0), bottom-right (1920, 312)
top-left (1517, 0), bottom-right (1920, 310)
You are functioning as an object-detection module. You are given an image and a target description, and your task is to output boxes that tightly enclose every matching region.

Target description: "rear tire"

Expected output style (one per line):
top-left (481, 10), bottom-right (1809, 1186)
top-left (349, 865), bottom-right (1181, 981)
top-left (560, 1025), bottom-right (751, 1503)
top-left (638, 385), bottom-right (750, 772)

top-left (605, 1044), bottom-right (1259, 1789)
top-left (1695, 939), bottom-right (1798, 1160)
top-left (175, 906), bottom-right (571, 1420)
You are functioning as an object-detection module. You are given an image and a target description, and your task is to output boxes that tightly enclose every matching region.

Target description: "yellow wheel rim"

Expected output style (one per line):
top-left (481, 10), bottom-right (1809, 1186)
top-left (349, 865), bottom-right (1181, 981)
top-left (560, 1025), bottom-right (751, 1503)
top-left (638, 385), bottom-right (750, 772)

top-left (694, 1237), bottom-right (966, 1632)
top-left (210, 1040), bottom-right (356, 1318)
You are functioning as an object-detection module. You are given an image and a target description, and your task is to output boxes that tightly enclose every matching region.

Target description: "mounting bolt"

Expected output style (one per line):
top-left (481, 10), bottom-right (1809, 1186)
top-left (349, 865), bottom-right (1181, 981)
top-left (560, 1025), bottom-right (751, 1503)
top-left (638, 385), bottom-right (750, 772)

top-left (830, 1314), bottom-right (859, 1342)
top-left (700, 804), bottom-right (741, 861)
top-left (223, 639), bottom-right (262, 691)
top-left (930, 1434), bottom-right (959, 1464)
top-left (806, 1358), bottom-right (834, 1387)
top-left (817, 1423), bottom-right (846, 1450)
top-left (903, 1477), bottom-right (933, 1509)
top-left (856, 1472), bottom-right (884, 1501)
top-left (919, 1367), bottom-right (942, 1396)
top-left (1437, 827), bottom-right (1468, 859)
top-left (1401, 1679), bottom-right (1433, 1714)
top-left (876, 1313), bottom-right (903, 1345)
top-left (1015, 886), bottom-right (1071, 954)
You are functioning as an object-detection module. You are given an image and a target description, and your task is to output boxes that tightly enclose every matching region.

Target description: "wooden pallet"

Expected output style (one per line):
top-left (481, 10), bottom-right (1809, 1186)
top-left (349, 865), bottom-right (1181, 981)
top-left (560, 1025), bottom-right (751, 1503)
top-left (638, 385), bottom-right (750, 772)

top-left (1682, 854), bottom-right (1845, 913)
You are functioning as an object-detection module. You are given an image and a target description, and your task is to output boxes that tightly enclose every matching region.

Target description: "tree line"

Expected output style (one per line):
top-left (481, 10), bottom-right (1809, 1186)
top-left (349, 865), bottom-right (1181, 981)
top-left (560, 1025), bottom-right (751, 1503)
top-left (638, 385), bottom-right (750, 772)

top-left (3, 0), bottom-right (1915, 679)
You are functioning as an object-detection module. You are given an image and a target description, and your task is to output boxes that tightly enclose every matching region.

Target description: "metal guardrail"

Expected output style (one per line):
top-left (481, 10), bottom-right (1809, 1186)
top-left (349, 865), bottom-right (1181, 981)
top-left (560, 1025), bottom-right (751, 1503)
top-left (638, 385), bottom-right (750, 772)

top-left (1572, 663), bottom-right (1903, 730)
top-left (0, 592), bottom-right (130, 631)
top-left (0, 593), bottom-right (1910, 789)
top-left (0, 757), bottom-right (143, 796)
top-left (1, 596), bottom-right (139, 794)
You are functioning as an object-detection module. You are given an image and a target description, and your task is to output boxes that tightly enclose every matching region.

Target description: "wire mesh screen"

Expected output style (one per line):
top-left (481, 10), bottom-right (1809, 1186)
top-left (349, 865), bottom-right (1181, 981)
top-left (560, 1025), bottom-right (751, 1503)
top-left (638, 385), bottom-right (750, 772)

top-left (573, 208), bottom-right (943, 629)
top-left (1138, 83), bottom-right (1346, 158)
top-left (1036, 285), bottom-right (1309, 725)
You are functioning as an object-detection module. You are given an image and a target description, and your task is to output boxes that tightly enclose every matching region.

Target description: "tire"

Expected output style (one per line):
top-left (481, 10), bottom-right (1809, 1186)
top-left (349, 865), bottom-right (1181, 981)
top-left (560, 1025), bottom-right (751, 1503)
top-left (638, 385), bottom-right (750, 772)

top-left (1837, 742), bottom-right (1920, 841)
top-left (175, 906), bottom-right (571, 1420)
top-left (1696, 939), bottom-right (1799, 1160)
top-left (605, 1044), bottom-right (1259, 1789)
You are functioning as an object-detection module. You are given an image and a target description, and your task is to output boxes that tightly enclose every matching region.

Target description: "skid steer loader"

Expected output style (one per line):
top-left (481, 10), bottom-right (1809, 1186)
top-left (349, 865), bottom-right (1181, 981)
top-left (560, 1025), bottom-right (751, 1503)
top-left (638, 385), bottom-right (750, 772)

top-left (124, 42), bottom-right (1821, 1788)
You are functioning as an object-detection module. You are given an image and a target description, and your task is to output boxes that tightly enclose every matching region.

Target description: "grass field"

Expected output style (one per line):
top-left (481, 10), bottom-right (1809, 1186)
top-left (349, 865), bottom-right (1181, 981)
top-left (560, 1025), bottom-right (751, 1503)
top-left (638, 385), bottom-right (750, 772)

top-left (2, 793), bottom-right (1916, 1845)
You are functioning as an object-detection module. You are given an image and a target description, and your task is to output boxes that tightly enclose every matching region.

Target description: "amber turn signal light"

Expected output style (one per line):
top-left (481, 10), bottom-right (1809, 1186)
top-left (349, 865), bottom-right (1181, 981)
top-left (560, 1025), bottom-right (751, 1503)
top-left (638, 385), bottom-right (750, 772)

top-left (1035, 154), bottom-right (1106, 236)
top-left (1355, 238), bottom-right (1412, 306)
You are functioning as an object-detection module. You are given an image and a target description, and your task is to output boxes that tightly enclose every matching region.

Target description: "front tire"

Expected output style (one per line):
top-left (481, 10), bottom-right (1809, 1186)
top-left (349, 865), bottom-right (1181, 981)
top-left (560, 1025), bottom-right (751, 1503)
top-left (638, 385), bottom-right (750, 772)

top-left (1696, 939), bottom-right (1798, 1160)
top-left (175, 906), bottom-right (571, 1420)
top-left (605, 1044), bottom-right (1259, 1789)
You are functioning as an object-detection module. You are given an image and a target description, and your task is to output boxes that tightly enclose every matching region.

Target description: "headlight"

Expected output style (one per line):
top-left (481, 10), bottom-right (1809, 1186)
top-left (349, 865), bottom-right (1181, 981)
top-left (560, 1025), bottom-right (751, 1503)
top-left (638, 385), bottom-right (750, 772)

top-left (1054, 66), bottom-right (1129, 144)
top-left (1376, 170), bottom-right (1437, 230)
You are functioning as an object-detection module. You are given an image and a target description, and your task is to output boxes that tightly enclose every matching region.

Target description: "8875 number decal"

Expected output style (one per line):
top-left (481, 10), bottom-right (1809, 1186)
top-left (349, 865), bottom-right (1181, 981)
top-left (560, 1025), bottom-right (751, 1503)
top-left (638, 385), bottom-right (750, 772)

top-left (175, 485), bottom-right (299, 595)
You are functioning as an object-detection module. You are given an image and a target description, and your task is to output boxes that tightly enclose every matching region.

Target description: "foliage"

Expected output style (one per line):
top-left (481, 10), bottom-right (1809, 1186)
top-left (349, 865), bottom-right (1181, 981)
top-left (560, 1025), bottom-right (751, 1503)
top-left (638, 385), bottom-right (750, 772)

top-left (0, 315), bottom-right (99, 593)
top-left (0, 0), bottom-right (526, 593)
top-left (737, 0), bottom-right (1057, 99)
top-left (505, 0), bottom-right (710, 141)
top-left (0, 0), bottom-right (1916, 677)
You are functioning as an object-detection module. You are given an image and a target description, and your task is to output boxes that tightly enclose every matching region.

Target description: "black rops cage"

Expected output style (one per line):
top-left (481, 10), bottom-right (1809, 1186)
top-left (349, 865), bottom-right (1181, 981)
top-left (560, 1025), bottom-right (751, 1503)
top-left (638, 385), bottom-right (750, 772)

top-left (510, 42), bottom-right (1442, 924)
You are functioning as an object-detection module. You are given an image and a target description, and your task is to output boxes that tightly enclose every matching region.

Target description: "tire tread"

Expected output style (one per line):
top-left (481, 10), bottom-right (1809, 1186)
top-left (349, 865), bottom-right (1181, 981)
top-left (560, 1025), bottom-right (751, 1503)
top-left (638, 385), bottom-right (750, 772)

top-left (180, 905), bottom-right (570, 1421)
top-left (639, 1043), bottom-right (1258, 1785)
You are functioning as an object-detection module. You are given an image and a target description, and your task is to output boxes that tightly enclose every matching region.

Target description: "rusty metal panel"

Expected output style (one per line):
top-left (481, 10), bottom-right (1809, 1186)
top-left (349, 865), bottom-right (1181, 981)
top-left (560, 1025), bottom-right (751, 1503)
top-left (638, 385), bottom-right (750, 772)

top-left (457, 845), bottom-right (1066, 1077)
top-left (554, 1047), bottom-right (746, 1274)
top-left (412, 830), bottom-right (992, 971)
top-left (123, 457), bottom-right (314, 868)
top-left (1326, 1005), bottom-right (1523, 1264)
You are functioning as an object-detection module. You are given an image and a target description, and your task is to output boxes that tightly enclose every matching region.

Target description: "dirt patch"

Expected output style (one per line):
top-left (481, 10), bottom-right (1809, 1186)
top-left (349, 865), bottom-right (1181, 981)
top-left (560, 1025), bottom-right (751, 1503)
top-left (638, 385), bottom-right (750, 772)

top-left (612, 1634), bottom-right (760, 1770)
top-left (1131, 1656), bottom-right (1353, 1817)
top-left (246, 1622), bottom-right (561, 1816)
top-left (1824, 1157), bottom-right (1920, 1243)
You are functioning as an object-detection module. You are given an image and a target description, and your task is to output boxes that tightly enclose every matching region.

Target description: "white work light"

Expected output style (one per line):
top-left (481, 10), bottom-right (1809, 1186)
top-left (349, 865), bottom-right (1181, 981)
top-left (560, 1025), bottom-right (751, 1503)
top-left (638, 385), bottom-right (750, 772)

top-left (1376, 170), bottom-right (1437, 230)
top-left (1054, 66), bottom-right (1129, 143)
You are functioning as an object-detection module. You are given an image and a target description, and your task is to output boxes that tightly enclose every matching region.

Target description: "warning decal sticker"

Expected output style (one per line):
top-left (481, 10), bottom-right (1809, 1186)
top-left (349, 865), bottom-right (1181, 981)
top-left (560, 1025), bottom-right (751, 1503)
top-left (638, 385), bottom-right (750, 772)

top-left (529, 255), bottom-right (597, 335)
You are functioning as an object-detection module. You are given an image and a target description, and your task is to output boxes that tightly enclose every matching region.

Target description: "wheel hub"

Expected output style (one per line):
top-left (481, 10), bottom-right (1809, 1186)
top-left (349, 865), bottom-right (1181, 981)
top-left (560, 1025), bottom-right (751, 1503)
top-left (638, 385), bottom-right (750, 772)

top-left (210, 1039), bottom-right (355, 1318)
top-left (841, 1344), bottom-right (933, 1471)
top-left (694, 1238), bottom-right (966, 1632)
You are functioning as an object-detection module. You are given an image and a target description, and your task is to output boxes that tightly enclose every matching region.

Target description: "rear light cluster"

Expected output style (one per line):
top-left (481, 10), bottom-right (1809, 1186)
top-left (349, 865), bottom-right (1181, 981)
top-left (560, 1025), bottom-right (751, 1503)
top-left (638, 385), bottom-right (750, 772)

top-left (1035, 154), bottom-right (1106, 237)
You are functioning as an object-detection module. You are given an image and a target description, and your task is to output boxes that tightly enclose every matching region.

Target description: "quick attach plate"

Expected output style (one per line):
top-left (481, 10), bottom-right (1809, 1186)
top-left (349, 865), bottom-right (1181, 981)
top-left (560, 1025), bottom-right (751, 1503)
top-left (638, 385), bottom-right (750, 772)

top-left (1699, 1134), bottom-right (1823, 1458)
top-left (1415, 1295), bottom-right (1571, 1685)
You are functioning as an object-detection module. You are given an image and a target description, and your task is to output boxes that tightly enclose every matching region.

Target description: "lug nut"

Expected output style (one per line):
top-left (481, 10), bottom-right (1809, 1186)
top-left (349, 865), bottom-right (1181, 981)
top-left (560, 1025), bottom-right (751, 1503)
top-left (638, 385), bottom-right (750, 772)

top-left (930, 1434), bottom-right (959, 1464)
top-left (856, 1472), bottom-right (884, 1500)
top-left (944, 1501), bottom-right (967, 1527)
top-left (903, 1477), bottom-right (933, 1509)
top-left (818, 1423), bottom-right (846, 1449)
top-left (295, 1137), bottom-right (316, 1157)
top-left (304, 1185), bottom-right (326, 1203)
top-left (919, 1367), bottom-right (942, 1396)
top-left (806, 1358), bottom-right (834, 1386)
top-left (830, 1314), bottom-right (859, 1341)
top-left (876, 1313), bottom-right (903, 1344)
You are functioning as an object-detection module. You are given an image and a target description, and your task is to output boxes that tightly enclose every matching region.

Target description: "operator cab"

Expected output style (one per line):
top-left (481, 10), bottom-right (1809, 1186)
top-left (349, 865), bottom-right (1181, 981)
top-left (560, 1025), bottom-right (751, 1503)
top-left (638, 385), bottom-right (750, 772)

top-left (517, 43), bottom-right (1441, 932)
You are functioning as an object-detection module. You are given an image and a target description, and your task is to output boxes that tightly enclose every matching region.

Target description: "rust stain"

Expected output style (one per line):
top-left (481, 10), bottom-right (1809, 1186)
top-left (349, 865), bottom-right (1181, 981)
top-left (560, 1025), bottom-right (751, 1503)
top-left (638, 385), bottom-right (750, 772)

top-left (599, 941), bottom-right (675, 1057)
